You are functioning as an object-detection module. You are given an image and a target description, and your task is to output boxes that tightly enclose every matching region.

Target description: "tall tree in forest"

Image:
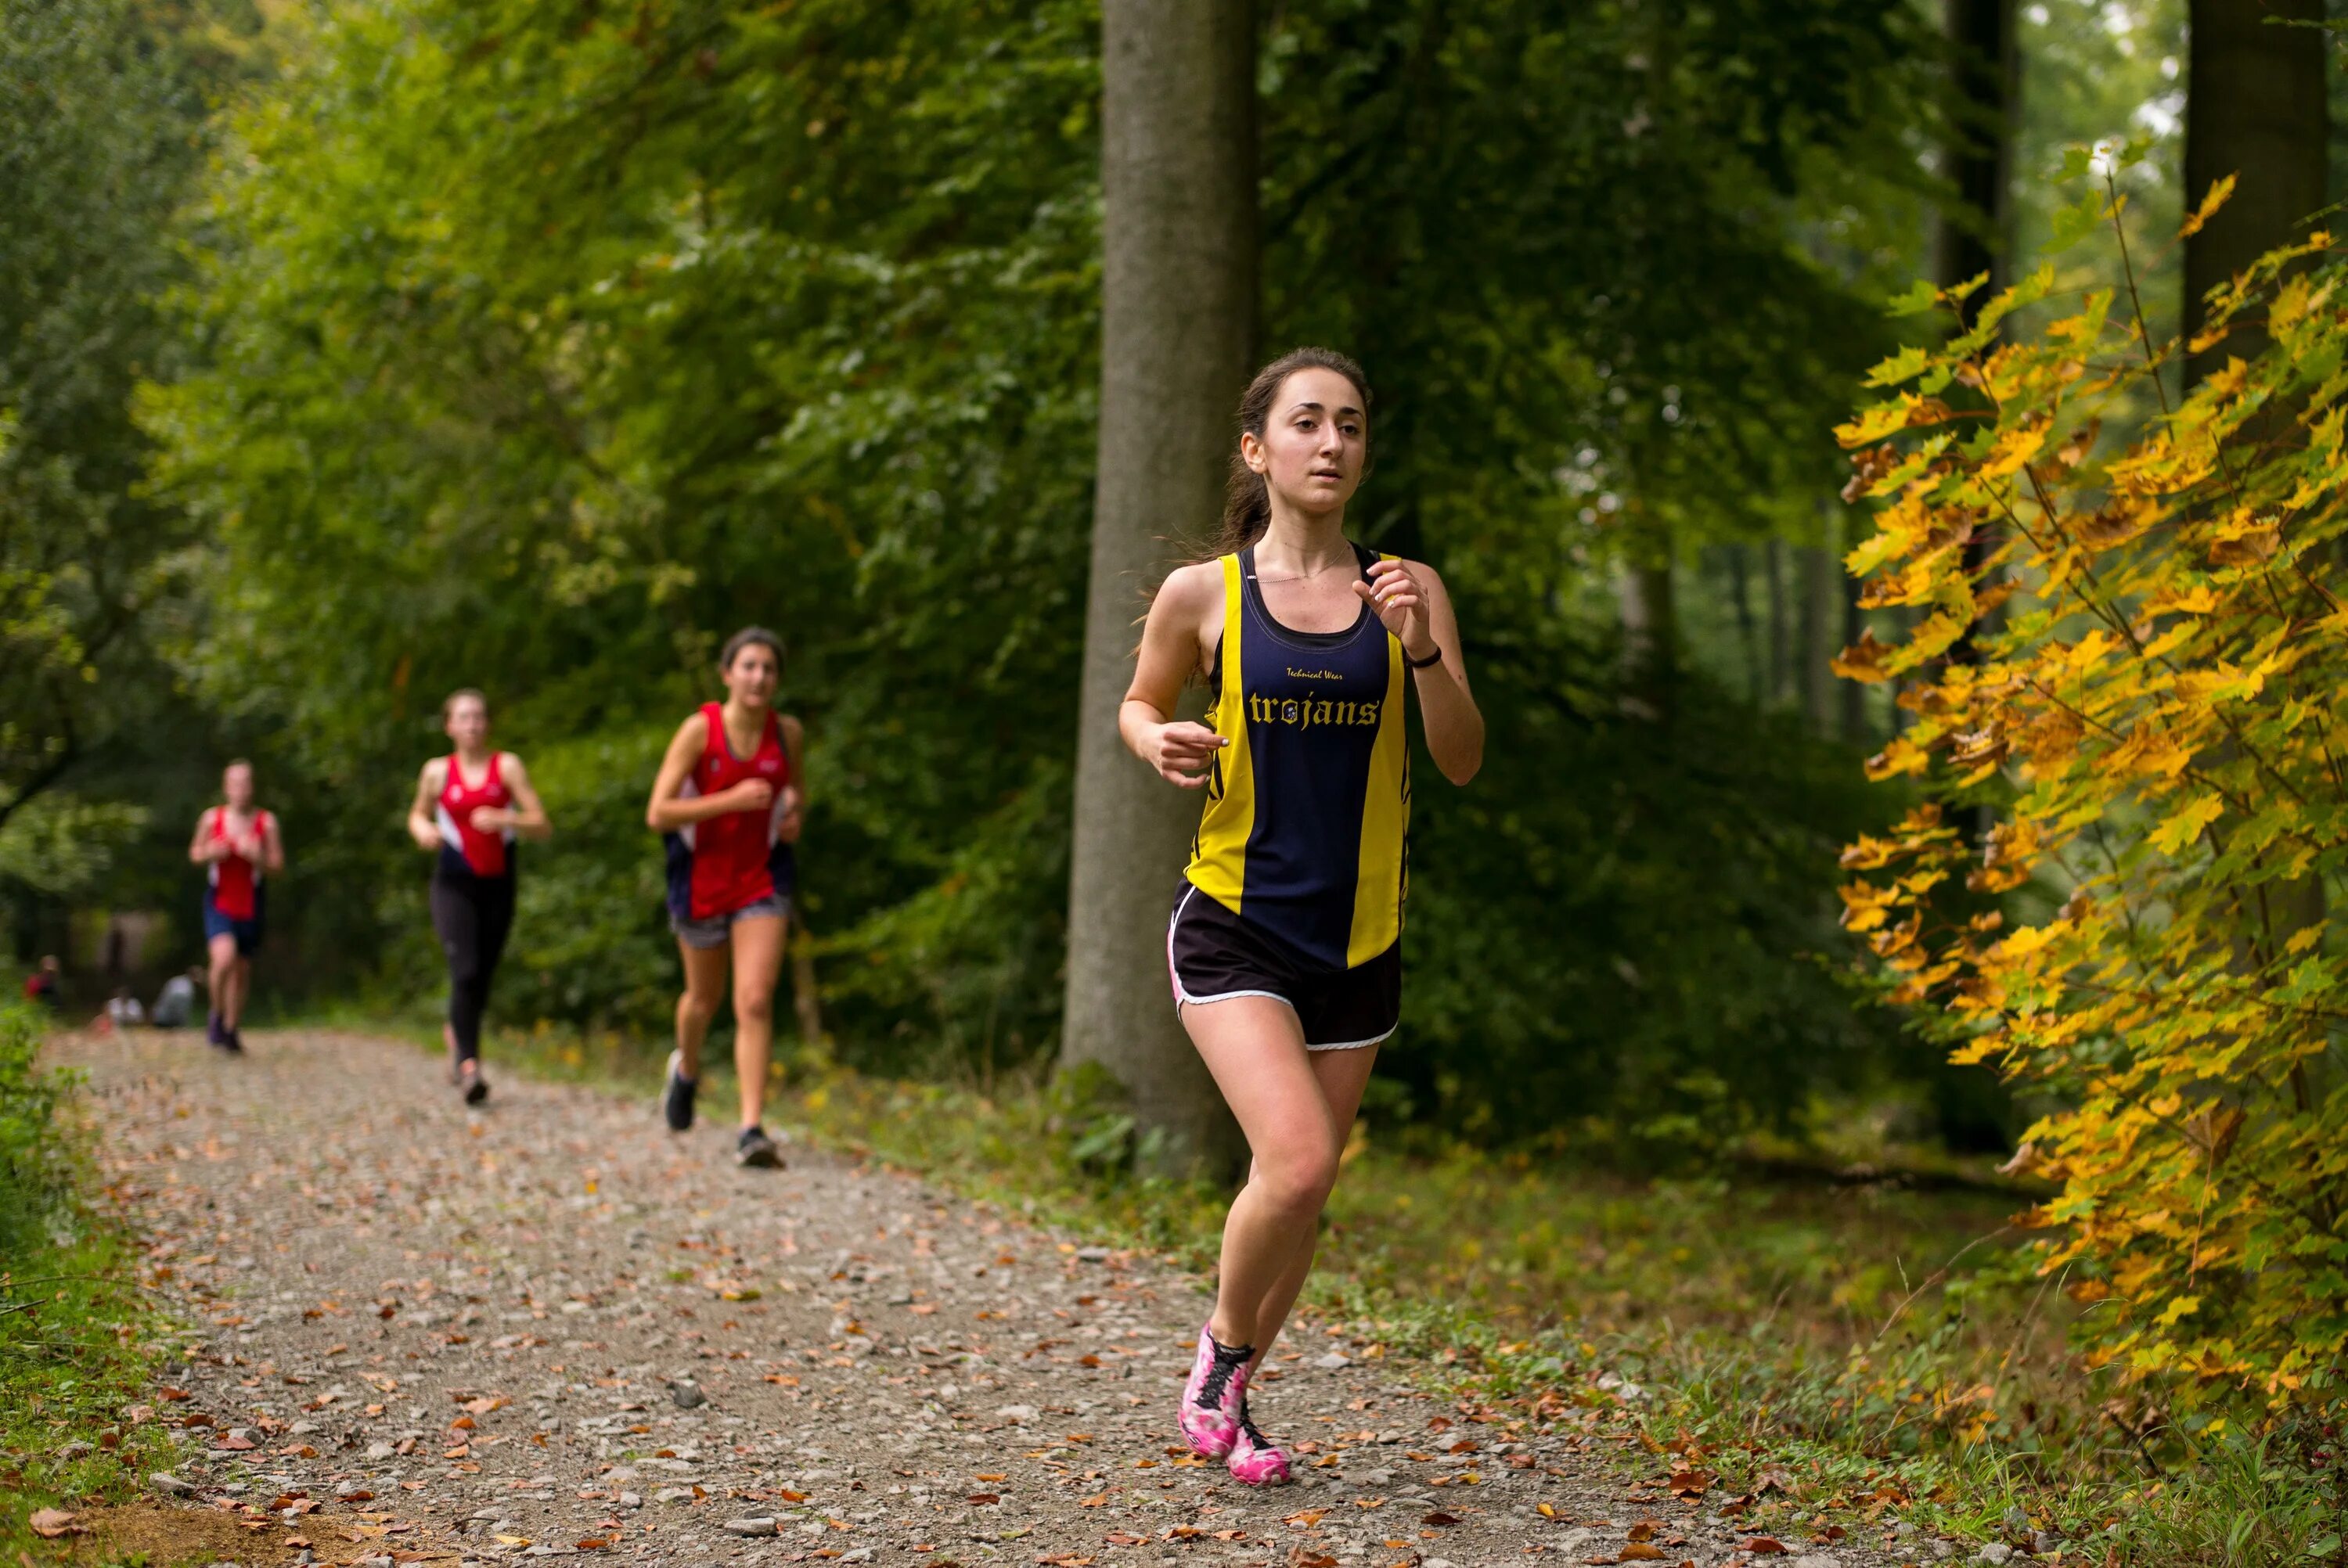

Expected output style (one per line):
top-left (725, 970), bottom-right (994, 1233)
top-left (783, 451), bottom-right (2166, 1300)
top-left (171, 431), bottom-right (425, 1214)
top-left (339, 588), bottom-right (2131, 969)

top-left (2183, 0), bottom-right (2326, 380)
top-left (1061, 0), bottom-right (1255, 1170)
top-left (0, 0), bottom-right (236, 832)
top-left (1936, 0), bottom-right (2018, 320)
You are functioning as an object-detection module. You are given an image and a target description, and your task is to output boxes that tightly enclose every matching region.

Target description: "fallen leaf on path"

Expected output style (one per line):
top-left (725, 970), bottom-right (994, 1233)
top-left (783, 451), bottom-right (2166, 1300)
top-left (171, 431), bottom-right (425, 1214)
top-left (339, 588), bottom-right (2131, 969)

top-left (965, 1494), bottom-right (999, 1505)
top-left (1079, 1493), bottom-right (1107, 1507)
top-left (1737, 1537), bottom-right (1788, 1555)
top-left (1288, 1550), bottom-right (1339, 1568)
top-left (1284, 1509), bottom-right (1327, 1527)
top-left (1615, 1546), bottom-right (1666, 1562)
top-left (30, 1509), bottom-right (85, 1538)
top-left (1421, 1512), bottom-right (1460, 1527)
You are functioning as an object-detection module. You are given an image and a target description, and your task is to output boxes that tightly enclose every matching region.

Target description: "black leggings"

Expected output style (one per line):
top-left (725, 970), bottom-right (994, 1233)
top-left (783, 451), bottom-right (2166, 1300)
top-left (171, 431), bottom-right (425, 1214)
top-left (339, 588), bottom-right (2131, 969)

top-left (430, 872), bottom-right (515, 1064)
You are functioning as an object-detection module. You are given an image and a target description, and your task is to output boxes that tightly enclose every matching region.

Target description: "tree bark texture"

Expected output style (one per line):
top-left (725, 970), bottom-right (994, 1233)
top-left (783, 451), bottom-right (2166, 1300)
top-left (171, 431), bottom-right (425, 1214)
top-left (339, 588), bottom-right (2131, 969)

top-left (1935, 0), bottom-right (2018, 325)
top-left (1062, 0), bottom-right (1256, 1178)
top-left (2184, 0), bottom-right (2327, 381)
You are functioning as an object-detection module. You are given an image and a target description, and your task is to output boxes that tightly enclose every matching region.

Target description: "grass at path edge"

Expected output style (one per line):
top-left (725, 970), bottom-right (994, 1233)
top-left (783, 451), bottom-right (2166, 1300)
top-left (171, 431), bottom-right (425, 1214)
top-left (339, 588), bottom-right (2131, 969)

top-left (0, 1004), bottom-right (194, 1555)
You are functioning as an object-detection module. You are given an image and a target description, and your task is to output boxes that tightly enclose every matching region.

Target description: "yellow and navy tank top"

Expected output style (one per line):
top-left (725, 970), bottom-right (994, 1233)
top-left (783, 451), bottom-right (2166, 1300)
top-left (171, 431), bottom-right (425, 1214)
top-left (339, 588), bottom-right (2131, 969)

top-left (1184, 542), bottom-right (1410, 970)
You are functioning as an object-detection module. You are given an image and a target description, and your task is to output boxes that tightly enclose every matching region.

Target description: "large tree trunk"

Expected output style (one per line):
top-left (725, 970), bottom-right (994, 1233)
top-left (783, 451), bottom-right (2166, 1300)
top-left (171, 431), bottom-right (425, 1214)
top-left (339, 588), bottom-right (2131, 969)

top-left (2184, 0), bottom-right (2327, 380)
top-left (1726, 544), bottom-right (1763, 707)
top-left (2184, 1), bottom-right (2328, 947)
top-left (1934, 0), bottom-right (2017, 327)
top-left (1616, 556), bottom-right (1675, 724)
top-left (1937, 0), bottom-right (2015, 682)
top-left (1764, 538), bottom-right (1789, 705)
top-left (1061, 0), bottom-right (1255, 1177)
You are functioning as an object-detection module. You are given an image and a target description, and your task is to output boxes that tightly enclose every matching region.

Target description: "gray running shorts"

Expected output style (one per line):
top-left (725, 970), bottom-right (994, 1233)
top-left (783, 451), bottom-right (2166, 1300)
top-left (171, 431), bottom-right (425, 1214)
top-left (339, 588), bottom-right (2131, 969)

top-left (671, 895), bottom-right (790, 950)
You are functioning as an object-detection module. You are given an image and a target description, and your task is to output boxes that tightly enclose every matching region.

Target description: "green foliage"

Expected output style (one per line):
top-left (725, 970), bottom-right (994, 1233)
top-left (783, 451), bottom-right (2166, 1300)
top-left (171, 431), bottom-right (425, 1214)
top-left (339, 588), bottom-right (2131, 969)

top-left (0, 1000), bottom-right (69, 1262)
top-left (141, 0), bottom-right (1936, 1143)
top-left (0, 0), bottom-right (249, 829)
top-left (1838, 169), bottom-right (2348, 1419)
top-left (144, 0), bottom-right (1101, 1036)
top-left (1399, 647), bottom-right (1904, 1149)
top-left (0, 797), bottom-right (151, 901)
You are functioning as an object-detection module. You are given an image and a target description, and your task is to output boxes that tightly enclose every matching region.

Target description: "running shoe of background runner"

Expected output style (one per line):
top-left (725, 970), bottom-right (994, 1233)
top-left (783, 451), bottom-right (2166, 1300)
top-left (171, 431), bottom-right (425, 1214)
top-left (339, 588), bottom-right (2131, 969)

top-left (736, 1125), bottom-right (782, 1168)
top-left (662, 1049), bottom-right (697, 1131)
top-left (455, 1059), bottom-right (489, 1106)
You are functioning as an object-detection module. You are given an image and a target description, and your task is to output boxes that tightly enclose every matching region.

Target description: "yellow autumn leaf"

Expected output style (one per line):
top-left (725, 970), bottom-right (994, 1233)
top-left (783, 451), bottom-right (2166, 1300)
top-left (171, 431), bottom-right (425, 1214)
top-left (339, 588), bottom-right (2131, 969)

top-left (2148, 793), bottom-right (2223, 856)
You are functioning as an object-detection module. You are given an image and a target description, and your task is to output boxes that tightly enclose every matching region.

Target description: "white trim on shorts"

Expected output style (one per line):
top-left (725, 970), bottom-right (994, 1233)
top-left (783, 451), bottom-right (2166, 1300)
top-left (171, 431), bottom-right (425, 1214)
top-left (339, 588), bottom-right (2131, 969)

top-left (1305, 1028), bottom-right (1392, 1052)
top-left (1165, 886), bottom-right (1389, 1050)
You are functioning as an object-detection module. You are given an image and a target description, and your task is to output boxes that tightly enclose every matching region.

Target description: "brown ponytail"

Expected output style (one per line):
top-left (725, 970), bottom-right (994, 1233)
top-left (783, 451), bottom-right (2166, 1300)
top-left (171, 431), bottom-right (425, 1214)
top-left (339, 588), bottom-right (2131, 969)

top-left (1205, 347), bottom-right (1372, 558)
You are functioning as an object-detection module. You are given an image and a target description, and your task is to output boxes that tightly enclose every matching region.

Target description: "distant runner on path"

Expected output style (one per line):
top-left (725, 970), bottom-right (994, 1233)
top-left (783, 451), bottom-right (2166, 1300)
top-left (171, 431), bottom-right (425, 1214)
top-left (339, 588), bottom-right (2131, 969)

top-left (406, 688), bottom-right (553, 1104)
top-left (644, 627), bottom-right (804, 1169)
top-left (1120, 348), bottom-right (1484, 1487)
top-left (189, 760), bottom-right (285, 1054)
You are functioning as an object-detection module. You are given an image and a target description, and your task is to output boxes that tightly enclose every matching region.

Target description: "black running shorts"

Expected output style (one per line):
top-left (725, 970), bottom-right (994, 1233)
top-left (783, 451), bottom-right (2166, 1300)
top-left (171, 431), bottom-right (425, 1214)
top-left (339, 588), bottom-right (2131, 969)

top-left (1165, 881), bottom-right (1400, 1051)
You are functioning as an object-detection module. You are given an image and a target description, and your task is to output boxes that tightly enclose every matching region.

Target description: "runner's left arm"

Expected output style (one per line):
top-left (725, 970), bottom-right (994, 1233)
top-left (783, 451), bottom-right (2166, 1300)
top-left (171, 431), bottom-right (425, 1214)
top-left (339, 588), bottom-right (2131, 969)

top-left (260, 811), bottom-right (287, 874)
top-left (483, 753), bottom-right (553, 840)
top-left (775, 716), bottom-right (806, 844)
top-left (1358, 557), bottom-right (1482, 786)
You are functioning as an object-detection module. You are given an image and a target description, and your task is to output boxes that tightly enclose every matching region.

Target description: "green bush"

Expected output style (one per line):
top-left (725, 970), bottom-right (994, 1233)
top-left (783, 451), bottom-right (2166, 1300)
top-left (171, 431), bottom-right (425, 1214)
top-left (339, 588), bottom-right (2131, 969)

top-left (0, 999), bottom-right (70, 1269)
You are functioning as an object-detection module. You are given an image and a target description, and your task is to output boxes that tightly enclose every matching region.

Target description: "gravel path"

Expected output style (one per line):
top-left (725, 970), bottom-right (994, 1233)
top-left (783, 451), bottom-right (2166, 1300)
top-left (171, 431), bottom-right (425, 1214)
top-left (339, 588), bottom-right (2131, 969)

top-left (62, 1028), bottom-right (1893, 1568)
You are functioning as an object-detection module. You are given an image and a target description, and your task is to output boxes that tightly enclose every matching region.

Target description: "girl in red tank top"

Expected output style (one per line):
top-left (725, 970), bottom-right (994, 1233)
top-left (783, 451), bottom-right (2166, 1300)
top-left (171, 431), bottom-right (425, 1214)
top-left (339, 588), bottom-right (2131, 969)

top-left (645, 628), bottom-right (805, 1167)
top-left (189, 760), bottom-right (285, 1053)
top-left (408, 689), bottom-right (553, 1102)
top-left (437, 748), bottom-right (515, 877)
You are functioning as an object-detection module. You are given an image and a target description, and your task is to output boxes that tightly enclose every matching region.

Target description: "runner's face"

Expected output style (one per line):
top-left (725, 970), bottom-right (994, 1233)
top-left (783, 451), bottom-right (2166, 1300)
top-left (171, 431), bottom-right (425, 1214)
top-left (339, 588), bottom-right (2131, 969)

top-left (223, 764), bottom-right (254, 809)
top-left (1244, 367), bottom-right (1366, 517)
top-left (723, 643), bottom-right (779, 708)
top-left (445, 696), bottom-right (490, 751)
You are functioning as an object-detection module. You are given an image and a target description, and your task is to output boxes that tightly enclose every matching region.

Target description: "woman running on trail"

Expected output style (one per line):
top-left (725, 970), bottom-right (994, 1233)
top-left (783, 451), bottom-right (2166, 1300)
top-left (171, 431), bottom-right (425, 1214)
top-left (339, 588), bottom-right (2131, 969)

top-left (189, 760), bottom-right (286, 1054)
top-left (405, 689), bottom-right (553, 1103)
top-left (1123, 348), bottom-right (1483, 1487)
top-left (645, 627), bottom-right (805, 1169)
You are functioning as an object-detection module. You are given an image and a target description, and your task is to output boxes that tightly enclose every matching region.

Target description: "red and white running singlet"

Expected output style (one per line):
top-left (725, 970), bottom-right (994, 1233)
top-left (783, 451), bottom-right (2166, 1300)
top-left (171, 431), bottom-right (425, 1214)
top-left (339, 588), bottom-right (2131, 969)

top-left (663, 703), bottom-right (795, 922)
top-left (436, 752), bottom-right (514, 878)
top-left (203, 808), bottom-right (273, 919)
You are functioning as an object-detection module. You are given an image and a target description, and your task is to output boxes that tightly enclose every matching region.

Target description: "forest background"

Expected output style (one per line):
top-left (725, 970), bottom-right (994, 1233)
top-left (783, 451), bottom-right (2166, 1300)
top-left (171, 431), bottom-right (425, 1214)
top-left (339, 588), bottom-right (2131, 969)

top-left (9, 0), bottom-right (2348, 1557)
top-left (19, 0), bottom-right (2285, 1146)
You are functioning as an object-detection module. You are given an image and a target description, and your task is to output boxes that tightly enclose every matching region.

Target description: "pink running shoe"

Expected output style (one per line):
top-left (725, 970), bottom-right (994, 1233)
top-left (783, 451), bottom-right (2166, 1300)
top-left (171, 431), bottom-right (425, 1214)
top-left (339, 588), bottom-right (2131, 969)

top-left (1178, 1322), bottom-right (1253, 1459)
top-left (1226, 1404), bottom-right (1291, 1486)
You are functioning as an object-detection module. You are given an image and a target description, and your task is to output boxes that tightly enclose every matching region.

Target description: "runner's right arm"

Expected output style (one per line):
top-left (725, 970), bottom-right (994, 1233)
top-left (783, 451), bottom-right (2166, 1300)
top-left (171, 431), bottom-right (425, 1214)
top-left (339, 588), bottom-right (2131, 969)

top-left (189, 807), bottom-right (223, 864)
top-left (645, 710), bottom-right (774, 830)
top-left (407, 760), bottom-right (447, 851)
top-left (1119, 562), bottom-right (1227, 789)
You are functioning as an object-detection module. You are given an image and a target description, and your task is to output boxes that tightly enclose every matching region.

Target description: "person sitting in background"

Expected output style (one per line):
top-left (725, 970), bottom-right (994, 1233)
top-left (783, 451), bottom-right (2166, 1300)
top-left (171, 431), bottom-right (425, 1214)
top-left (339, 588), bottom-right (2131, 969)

top-left (151, 966), bottom-right (204, 1029)
top-left (21, 955), bottom-right (60, 1011)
